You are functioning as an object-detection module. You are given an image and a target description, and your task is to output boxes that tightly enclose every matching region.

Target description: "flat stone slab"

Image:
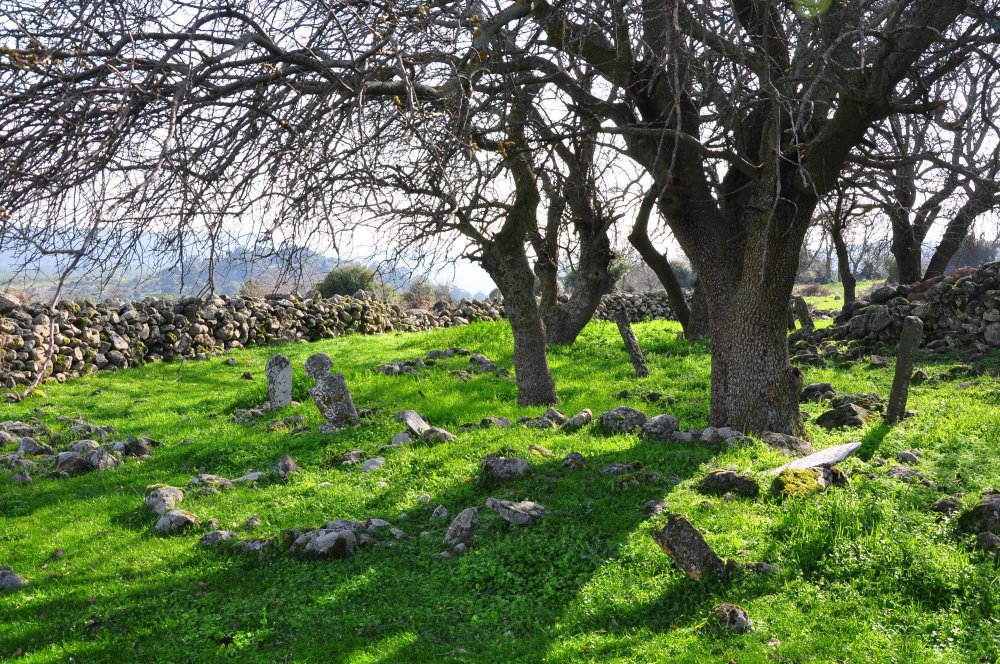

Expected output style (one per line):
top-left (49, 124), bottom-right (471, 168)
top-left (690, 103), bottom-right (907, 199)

top-left (767, 442), bottom-right (861, 475)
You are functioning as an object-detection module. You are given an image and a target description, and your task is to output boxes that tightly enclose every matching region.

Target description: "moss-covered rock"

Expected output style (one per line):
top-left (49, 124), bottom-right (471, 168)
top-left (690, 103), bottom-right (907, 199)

top-left (772, 468), bottom-right (823, 498)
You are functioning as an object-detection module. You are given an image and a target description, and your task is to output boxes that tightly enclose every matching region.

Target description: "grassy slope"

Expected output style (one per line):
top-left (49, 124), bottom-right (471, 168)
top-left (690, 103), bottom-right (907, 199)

top-left (1, 320), bottom-right (998, 663)
top-left (798, 280), bottom-right (880, 313)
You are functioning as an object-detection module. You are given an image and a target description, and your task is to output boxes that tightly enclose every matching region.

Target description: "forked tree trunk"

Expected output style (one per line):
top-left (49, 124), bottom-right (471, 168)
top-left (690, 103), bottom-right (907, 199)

top-left (544, 229), bottom-right (613, 345)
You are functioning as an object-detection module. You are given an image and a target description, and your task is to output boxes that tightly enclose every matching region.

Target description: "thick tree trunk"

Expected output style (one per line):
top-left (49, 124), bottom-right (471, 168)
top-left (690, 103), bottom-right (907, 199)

top-left (685, 279), bottom-right (709, 340)
top-left (890, 206), bottom-right (922, 284)
top-left (485, 249), bottom-right (558, 406)
top-left (706, 290), bottom-right (804, 434)
top-left (628, 191), bottom-right (691, 330)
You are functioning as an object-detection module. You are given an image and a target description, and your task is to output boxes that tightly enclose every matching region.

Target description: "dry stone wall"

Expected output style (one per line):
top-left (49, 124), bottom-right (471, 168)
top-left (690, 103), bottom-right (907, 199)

top-left (803, 262), bottom-right (1000, 353)
top-left (0, 289), bottom-right (679, 388)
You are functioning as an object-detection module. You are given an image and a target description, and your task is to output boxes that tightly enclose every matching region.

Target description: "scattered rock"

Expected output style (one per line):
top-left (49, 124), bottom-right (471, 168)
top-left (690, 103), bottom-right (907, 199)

top-left (360, 457), bottom-right (386, 473)
top-left (481, 454), bottom-right (531, 484)
top-left (89, 449), bottom-right (120, 471)
top-left (643, 499), bottom-right (669, 518)
top-left (602, 462), bottom-right (643, 475)
top-left (561, 409), bottom-right (593, 432)
top-left (958, 493), bottom-right (1000, 534)
top-left (55, 452), bottom-right (92, 477)
top-left (711, 603), bottom-right (752, 634)
top-left (289, 528), bottom-right (357, 560)
top-left (772, 467), bottom-right (847, 498)
top-left (18, 437), bottom-right (53, 456)
top-left (800, 382), bottom-right (835, 402)
top-left (896, 450), bottom-right (921, 464)
top-left (390, 432), bottom-right (413, 446)
top-left (0, 567), bottom-right (28, 591)
top-left (815, 403), bottom-right (870, 429)
top-left (761, 432), bottom-right (814, 456)
top-left (200, 530), bottom-right (237, 547)
top-left (339, 449), bottom-right (365, 465)
top-left (652, 515), bottom-right (729, 581)
top-left (395, 410), bottom-right (431, 437)
top-left (768, 442), bottom-right (861, 474)
top-left (421, 427), bottom-right (456, 443)
top-left (528, 444), bottom-right (553, 458)
top-left (272, 455), bottom-right (300, 479)
top-left (931, 496), bottom-right (962, 515)
top-left (155, 509), bottom-right (200, 535)
top-left (975, 532), bottom-right (1000, 555)
top-left (485, 498), bottom-right (547, 525)
top-left (599, 407), bottom-right (647, 434)
top-left (145, 485), bottom-right (184, 515)
top-left (641, 414), bottom-right (680, 441)
top-left (430, 505), bottom-right (450, 521)
top-left (11, 470), bottom-right (31, 484)
top-left (698, 470), bottom-right (760, 498)
top-left (561, 452), bottom-right (585, 469)
top-left (246, 516), bottom-right (261, 530)
top-left (232, 471), bottom-right (264, 484)
top-left (444, 507), bottom-right (478, 548)
top-left (887, 465), bottom-right (922, 482)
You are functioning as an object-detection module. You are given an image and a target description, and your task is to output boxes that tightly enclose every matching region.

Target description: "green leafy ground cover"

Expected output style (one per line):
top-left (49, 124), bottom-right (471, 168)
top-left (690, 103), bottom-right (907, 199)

top-left (1, 320), bottom-right (998, 662)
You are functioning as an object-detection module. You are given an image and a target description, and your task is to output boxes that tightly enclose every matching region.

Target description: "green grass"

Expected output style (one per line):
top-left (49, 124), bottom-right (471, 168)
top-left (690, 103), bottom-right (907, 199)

top-left (798, 280), bottom-right (881, 313)
top-left (2, 320), bottom-right (999, 663)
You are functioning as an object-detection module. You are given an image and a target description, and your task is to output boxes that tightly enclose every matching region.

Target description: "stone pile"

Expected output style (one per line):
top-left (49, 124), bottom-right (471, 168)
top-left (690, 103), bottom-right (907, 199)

top-left (798, 263), bottom-right (1000, 353)
top-left (1, 418), bottom-right (156, 482)
top-left (594, 291), bottom-right (679, 324)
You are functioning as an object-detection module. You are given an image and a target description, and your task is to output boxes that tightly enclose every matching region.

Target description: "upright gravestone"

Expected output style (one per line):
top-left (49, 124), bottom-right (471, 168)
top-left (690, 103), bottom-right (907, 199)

top-left (791, 296), bottom-right (814, 330)
top-left (886, 316), bottom-right (924, 424)
top-left (265, 354), bottom-right (292, 409)
top-left (305, 353), bottom-right (360, 432)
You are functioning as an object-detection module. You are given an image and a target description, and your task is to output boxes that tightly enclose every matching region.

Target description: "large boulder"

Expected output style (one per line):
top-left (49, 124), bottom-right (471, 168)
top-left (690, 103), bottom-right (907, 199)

top-left (598, 407), bottom-right (647, 434)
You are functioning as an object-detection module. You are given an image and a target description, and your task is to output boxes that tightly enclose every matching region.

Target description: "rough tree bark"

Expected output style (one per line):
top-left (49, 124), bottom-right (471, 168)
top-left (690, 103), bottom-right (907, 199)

top-left (924, 185), bottom-right (1000, 279)
top-left (628, 190), bottom-right (692, 331)
top-left (615, 314), bottom-right (649, 377)
top-left (829, 216), bottom-right (857, 309)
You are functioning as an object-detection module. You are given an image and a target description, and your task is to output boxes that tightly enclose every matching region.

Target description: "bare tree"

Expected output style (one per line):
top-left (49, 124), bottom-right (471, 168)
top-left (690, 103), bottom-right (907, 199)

top-left (1, 0), bottom-right (996, 431)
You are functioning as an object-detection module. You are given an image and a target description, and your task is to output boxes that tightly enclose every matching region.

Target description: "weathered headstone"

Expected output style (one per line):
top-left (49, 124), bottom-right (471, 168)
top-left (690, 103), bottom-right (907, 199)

top-left (886, 316), bottom-right (923, 423)
top-left (305, 353), bottom-right (360, 432)
top-left (767, 441), bottom-right (861, 474)
top-left (615, 314), bottom-right (649, 378)
top-left (265, 354), bottom-right (293, 409)
top-left (791, 295), bottom-right (813, 330)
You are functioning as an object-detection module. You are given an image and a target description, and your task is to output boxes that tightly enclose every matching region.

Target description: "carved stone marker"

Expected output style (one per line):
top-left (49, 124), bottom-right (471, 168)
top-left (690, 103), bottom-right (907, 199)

top-left (791, 295), bottom-right (813, 330)
top-left (886, 316), bottom-right (923, 424)
top-left (305, 353), bottom-right (360, 432)
top-left (615, 314), bottom-right (649, 378)
top-left (265, 354), bottom-right (292, 409)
